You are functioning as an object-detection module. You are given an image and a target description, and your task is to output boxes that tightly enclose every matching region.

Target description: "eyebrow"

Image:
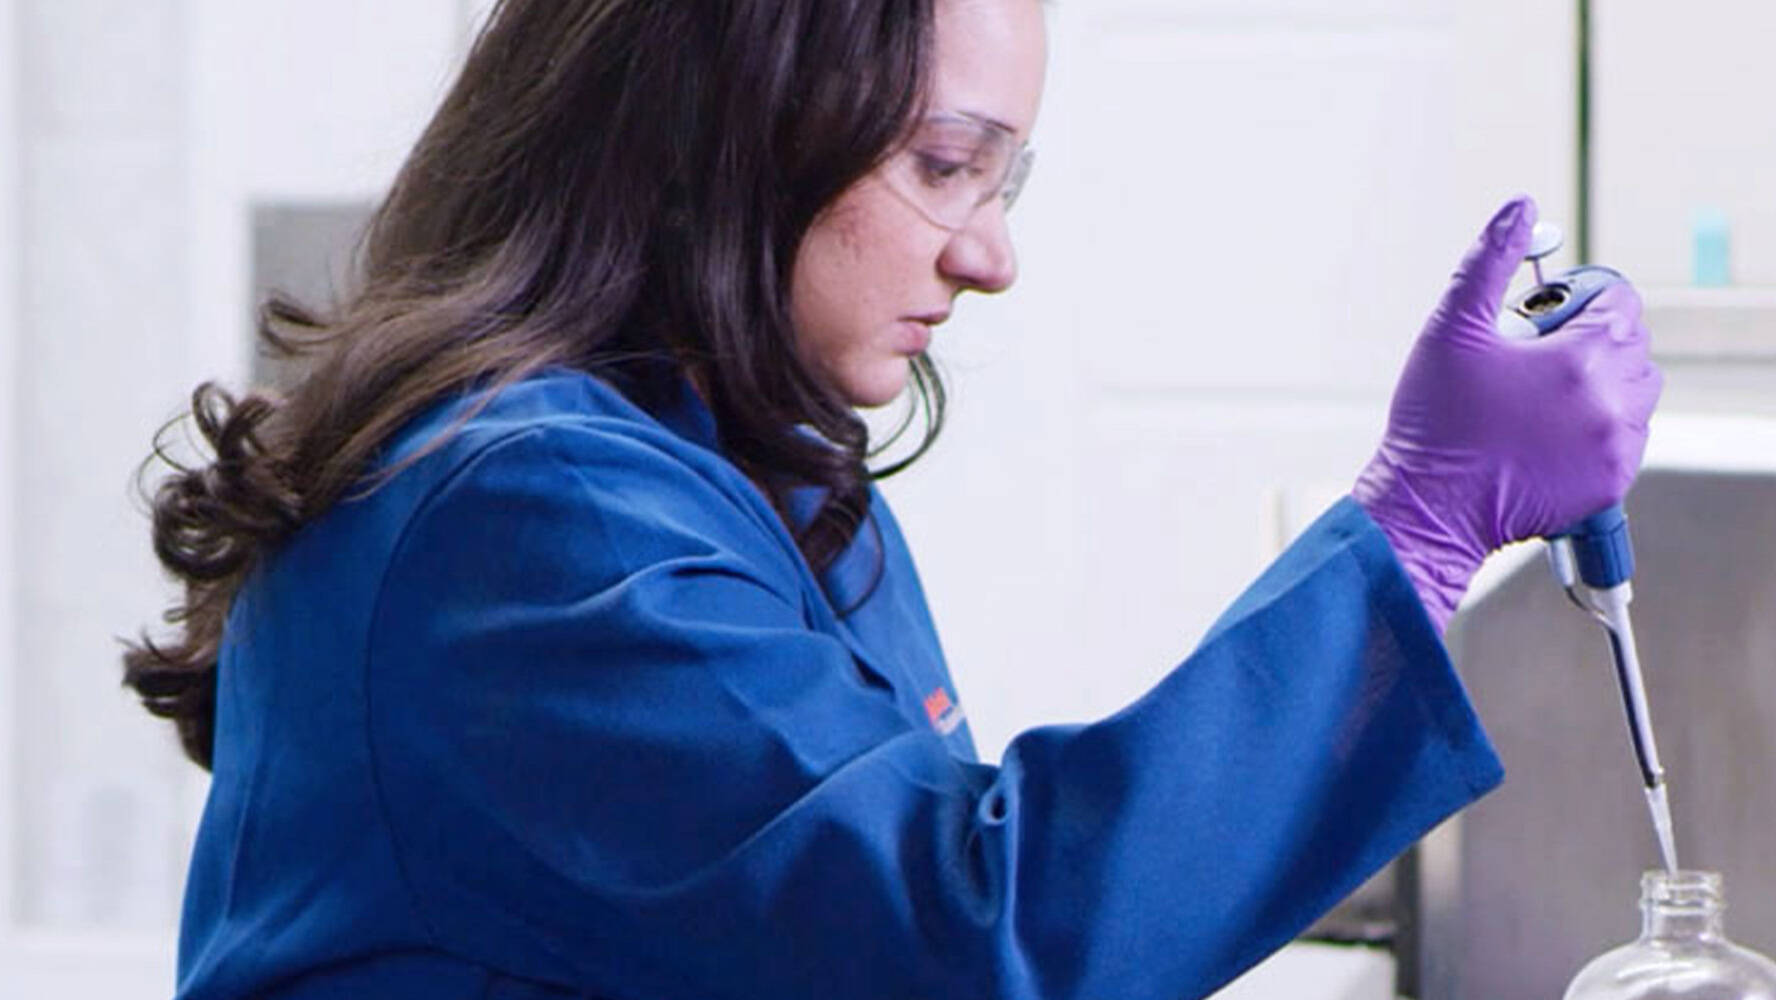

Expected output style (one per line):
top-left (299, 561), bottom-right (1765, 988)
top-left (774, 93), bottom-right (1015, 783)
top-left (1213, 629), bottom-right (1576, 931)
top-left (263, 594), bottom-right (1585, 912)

top-left (935, 109), bottom-right (1021, 139)
top-left (968, 111), bottom-right (1017, 135)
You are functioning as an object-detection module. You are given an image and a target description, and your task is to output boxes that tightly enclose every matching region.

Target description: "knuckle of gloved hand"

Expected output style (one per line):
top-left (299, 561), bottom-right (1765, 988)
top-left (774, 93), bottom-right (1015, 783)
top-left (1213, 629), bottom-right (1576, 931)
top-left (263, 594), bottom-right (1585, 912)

top-left (1555, 349), bottom-right (1592, 391)
top-left (1646, 363), bottom-right (1667, 402)
top-left (1563, 409), bottom-right (1617, 463)
top-left (1586, 411), bottom-right (1619, 452)
top-left (1607, 315), bottom-right (1648, 347)
top-left (1601, 427), bottom-right (1641, 487)
top-left (1594, 280), bottom-right (1645, 320)
top-left (1609, 452), bottom-right (1636, 493)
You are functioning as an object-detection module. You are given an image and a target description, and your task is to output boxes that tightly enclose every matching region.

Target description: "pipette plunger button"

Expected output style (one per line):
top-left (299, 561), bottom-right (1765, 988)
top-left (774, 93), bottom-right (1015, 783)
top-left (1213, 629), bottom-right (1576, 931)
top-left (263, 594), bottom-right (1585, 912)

top-left (1527, 222), bottom-right (1564, 287)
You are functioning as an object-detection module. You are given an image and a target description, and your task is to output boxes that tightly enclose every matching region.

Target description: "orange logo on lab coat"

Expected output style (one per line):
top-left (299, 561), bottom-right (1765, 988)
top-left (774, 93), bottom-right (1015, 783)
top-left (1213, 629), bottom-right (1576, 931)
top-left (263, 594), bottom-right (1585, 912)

top-left (923, 686), bottom-right (964, 736)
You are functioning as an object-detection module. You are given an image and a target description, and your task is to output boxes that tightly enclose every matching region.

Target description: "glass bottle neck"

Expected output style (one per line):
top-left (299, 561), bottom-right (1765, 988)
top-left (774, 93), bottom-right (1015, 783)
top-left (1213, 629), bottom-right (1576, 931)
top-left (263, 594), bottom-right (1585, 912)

top-left (1641, 870), bottom-right (1727, 942)
top-left (1644, 905), bottom-right (1726, 941)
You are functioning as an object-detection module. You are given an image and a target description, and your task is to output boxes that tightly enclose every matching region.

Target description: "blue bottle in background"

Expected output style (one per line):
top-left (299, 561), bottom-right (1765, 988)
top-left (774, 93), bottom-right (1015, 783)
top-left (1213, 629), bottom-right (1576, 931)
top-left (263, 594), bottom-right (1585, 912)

top-left (1692, 207), bottom-right (1732, 287)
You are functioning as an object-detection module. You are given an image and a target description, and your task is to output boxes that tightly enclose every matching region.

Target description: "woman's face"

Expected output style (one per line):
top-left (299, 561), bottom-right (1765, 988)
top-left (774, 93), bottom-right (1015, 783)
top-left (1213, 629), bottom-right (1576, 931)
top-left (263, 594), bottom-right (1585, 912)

top-left (790, 0), bottom-right (1048, 408)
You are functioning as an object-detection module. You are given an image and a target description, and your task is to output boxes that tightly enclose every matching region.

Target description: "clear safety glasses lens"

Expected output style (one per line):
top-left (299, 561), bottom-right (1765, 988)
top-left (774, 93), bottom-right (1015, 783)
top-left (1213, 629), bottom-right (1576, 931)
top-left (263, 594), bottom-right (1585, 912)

top-left (883, 114), bottom-right (1033, 231)
top-left (1000, 147), bottom-right (1035, 212)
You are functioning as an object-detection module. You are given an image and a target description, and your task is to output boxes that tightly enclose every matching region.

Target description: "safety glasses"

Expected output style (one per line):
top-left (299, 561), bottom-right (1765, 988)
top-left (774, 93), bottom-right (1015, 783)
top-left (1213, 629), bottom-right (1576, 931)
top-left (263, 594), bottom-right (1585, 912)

top-left (879, 111), bottom-right (1035, 232)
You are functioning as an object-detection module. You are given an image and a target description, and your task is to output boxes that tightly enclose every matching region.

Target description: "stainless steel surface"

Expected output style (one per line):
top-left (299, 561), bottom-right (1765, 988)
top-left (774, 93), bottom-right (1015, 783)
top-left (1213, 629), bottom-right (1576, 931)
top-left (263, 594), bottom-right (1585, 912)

top-left (1408, 469), bottom-right (1776, 1000)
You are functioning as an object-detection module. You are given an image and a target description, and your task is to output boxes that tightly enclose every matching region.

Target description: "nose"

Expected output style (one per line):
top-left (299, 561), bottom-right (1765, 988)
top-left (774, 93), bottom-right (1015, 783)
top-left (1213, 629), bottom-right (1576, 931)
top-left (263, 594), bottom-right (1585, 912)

top-left (938, 201), bottom-right (1018, 294)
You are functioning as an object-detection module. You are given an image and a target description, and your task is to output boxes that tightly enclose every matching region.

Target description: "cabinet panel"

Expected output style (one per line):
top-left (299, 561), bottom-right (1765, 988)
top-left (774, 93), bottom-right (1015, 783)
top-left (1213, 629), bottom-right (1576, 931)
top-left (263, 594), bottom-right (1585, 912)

top-left (1594, 2), bottom-right (1776, 287)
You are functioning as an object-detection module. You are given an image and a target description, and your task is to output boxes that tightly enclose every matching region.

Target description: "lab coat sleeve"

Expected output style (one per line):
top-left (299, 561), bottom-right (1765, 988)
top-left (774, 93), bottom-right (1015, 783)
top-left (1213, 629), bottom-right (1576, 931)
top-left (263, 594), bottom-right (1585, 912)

top-left (364, 422), bottom-right (1502, 1000)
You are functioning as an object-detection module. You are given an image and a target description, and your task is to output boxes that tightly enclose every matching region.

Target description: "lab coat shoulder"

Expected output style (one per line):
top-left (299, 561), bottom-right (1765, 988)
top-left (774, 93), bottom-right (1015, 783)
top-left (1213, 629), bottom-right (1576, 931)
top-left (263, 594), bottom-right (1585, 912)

top-left (381, 371), bottom-right (812, 591)
top-left (363, 392), bottom-right (936, 988)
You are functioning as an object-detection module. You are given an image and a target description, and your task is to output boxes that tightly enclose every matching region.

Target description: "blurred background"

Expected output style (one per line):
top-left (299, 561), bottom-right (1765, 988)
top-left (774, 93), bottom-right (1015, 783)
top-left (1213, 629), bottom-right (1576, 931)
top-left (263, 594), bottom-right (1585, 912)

top-left (2, 0), bottom-right (1773, 996)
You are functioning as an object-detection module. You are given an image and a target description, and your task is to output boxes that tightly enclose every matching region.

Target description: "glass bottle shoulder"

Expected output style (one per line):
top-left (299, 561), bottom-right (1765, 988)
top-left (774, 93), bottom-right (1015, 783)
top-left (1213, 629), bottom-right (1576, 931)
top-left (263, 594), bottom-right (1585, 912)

top-left (1566, 937), bottom-right (1776, 1000)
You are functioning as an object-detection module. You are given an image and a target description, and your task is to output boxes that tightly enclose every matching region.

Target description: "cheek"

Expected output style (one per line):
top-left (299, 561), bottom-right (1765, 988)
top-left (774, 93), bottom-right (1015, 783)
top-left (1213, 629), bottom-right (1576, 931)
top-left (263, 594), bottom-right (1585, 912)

top-left (792, 197), bottom-right (902, 338)
top-left (789, 183), bottom-right (952, 388)
top-left (825, 201), bottom-right (872, 258)
top-left (808, 199), bottom-right (892, 296)
top-left (790, 214), bottom-right (865, 353)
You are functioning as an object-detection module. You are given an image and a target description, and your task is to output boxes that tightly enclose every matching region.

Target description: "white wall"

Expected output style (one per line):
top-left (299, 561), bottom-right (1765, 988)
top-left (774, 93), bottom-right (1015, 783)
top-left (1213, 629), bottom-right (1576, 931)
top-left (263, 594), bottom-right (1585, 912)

top-left (184, 0), bottom-right (467, 389)
top-left (0, 0), bottom-right (22, 941)
top-left (2, 0), bottom-right (468, 992)
top-left (2, 0), bottom-right (194, 988)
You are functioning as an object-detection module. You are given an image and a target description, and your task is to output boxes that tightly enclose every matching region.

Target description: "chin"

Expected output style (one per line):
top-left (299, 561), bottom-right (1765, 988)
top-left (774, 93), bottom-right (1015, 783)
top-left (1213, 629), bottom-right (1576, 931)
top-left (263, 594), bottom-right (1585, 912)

top-left (840, 360), bottom-right (913, 409)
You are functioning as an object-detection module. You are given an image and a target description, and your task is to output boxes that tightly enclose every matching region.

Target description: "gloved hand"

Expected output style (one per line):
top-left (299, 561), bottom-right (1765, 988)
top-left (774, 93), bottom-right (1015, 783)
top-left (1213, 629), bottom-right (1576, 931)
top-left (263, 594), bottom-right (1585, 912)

top-left (1353, 196), bottom-right (1663, 633)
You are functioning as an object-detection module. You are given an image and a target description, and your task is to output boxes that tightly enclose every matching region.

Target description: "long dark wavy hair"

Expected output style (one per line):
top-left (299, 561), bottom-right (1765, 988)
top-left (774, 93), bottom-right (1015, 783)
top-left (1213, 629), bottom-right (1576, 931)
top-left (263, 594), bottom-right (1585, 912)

top-left (126, 0), bottom-right (948, 770)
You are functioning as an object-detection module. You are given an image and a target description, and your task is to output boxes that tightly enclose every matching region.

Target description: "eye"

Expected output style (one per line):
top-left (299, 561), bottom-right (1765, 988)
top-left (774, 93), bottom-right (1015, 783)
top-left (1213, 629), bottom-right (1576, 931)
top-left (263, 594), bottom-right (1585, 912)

top-left (914, 152), bottom-right (976, 187)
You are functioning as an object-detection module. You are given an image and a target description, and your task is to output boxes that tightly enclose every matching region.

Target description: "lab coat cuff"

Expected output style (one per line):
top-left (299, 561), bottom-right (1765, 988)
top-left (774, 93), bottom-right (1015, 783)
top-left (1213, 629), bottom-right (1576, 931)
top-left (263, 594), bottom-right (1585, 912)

top-left (1337, 496), bottom-right (1506, 798)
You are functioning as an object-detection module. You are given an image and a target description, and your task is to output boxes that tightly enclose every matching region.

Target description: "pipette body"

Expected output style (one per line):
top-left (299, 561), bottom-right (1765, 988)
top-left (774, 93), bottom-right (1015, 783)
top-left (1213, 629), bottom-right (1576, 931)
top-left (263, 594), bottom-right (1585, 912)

top-left (1498, 227), bottom-right (1676, 870)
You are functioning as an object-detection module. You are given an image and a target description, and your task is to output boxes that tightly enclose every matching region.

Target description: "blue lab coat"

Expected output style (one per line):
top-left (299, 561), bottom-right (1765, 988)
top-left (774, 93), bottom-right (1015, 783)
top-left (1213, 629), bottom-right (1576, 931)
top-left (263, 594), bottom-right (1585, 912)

top-left (173, 368), bottom-right (1502, 999)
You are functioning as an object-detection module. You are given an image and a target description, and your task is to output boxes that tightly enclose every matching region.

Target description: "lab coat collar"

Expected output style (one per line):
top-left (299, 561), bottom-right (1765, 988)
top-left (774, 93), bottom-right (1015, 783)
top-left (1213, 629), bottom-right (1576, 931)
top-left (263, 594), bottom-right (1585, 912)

top-left (615, 359), bottom-right (885, 615)
top-left (613, 357), bottom-right (721, 454)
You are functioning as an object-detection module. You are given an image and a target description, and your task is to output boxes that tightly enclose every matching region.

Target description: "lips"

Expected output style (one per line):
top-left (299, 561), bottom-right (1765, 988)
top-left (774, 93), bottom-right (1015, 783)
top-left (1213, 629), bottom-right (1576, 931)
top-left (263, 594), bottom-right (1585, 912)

top-left (899, 311), bottom-right (949, 354)
top-left (899, 320), bottom-right (934, 355)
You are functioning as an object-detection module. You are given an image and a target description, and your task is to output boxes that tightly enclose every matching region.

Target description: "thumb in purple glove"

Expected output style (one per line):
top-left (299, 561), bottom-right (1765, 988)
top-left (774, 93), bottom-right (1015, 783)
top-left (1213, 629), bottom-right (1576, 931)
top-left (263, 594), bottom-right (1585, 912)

top-left (1353, 196), bottom-right (1663, 632)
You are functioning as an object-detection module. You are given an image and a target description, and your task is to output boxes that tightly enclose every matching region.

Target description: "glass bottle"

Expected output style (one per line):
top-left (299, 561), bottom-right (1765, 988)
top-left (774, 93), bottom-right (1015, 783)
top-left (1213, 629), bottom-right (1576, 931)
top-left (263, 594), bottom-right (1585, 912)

top-left (1565, 871), bottom-right (1776, 1000)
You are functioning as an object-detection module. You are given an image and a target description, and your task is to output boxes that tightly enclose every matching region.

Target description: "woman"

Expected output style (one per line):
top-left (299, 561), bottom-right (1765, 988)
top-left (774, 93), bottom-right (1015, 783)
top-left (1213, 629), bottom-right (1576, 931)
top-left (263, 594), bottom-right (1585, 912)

top-left (128, 0), bottom-right (1660, 997)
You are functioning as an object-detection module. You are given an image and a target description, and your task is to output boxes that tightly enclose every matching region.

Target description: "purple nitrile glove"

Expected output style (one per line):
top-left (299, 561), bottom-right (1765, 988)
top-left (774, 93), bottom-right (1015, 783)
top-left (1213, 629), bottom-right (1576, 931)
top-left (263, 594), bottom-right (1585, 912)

top-left (1353, 196), bottom-right (1663, 633)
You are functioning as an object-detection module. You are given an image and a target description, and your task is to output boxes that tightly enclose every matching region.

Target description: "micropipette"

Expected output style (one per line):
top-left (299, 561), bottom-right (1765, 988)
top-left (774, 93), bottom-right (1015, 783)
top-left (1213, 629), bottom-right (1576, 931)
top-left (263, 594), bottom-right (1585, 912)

top-left (1498, 221), bottom-right (1679, 873)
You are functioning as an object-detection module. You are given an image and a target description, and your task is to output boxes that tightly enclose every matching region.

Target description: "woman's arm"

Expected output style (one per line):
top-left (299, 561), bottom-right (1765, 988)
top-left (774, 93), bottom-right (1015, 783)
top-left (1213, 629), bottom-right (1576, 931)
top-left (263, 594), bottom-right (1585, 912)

top-left (364, 421), bottom-right (1498, 1000)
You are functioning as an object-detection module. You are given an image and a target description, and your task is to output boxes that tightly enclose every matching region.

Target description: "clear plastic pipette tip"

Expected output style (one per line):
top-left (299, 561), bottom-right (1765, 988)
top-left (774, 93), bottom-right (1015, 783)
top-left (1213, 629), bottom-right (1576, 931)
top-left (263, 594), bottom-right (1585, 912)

top-left (1595, 588), bottom-right (1680, 873)
top-left (1646, 783), bottom-right (1680, 875)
